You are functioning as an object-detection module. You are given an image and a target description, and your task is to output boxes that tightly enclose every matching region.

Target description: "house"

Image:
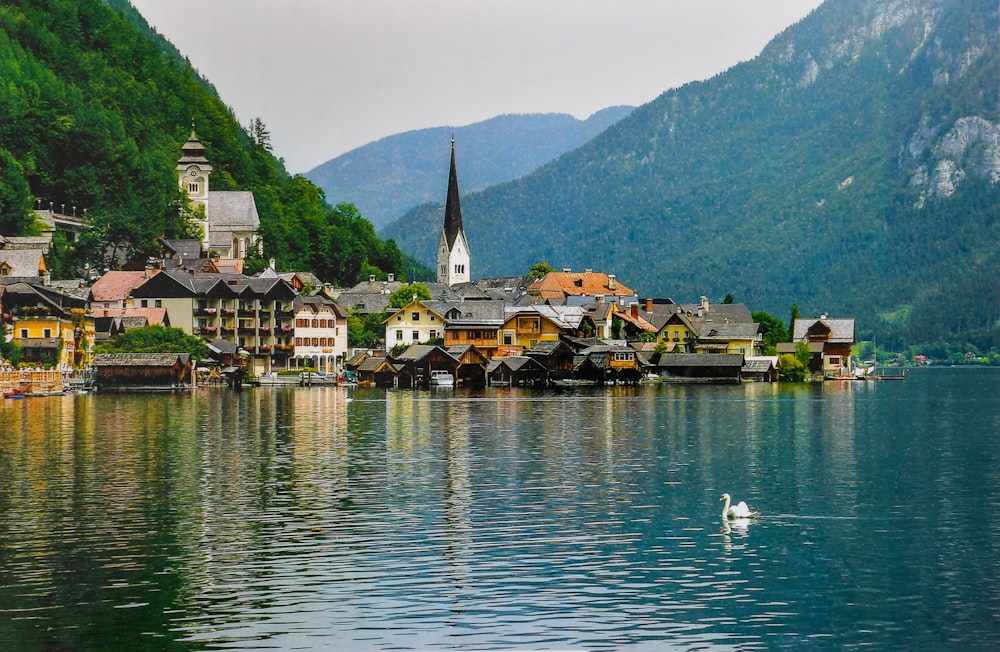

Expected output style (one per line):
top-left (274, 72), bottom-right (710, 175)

top-left (499, 305), bottom-right (597, 354)
top-left (383, 300), bottom-right (448, 351)
top-left (0, 281), bottom-right (93, 369)
top-left (784, 315), bottom-right (856, 378)
top-left (0, 248), bottom-right (47, 280)
top-left (486, 356), bottom-right (548, 387)
top-left (92, 352), bottom-right (193, 389)
top-left (291, 294), bottom-right (348, 373)
top-left (437, 299), bottom-right (506, 359)
top-left (526, 268), bottom-right (636, 304)
top-left (695, 321), bottom-right (761, 357)
top-left (129, 270), bottom-right (297, 375)
top-left (90, 270), bottom-right (159, 313)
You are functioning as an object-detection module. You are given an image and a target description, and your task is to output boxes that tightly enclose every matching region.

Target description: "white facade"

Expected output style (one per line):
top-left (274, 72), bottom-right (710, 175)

top-left (292, 304), bottom-right (346, 373)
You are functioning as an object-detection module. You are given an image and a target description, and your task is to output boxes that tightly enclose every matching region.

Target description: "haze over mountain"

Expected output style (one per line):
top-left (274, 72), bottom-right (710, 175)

top-left (306, 108), bottom-right (633, 229)
top-left (383, 0), bottom-right (1000, 351)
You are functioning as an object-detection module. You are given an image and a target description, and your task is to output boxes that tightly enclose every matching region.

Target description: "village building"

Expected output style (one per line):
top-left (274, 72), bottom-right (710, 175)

top-left (92, 352), bottom-right (194, 390)
top-left (781, 315), bottom-right (856, 378)
top-left (128, 270), bottom-right (297, 375)
top-left (0, 281), bottom-right (93, 369)
top-left (499, 305), bottom-right (596, 355)
top-left (290, 293), bottom-right (348, 373)
top-left (527, 269), bottom-right (636, 305)
top-left (383, 299), bottom-right (448, 351)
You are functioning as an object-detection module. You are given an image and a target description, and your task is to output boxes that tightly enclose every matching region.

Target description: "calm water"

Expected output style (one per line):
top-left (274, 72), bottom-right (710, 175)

top-left (1, 368), bottom-right (999, 650)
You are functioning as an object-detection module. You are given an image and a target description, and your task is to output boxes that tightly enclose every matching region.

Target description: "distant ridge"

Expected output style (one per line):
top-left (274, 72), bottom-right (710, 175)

top-left (305, 107), bottom-right (633, 229)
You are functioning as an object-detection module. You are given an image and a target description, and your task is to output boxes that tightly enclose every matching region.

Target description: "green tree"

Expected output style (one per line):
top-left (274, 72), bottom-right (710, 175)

top-left (753, 310), bottom-right (790, 354)
top-left (722, 292), bottom-right (735, 304)
top-left (0, 321), bottom-right (23, 366)
top-left (789, 303), bottom-right (801, 333)
top-left (0, 149), bottom-right (34, 235)
top-left (528, 261), bottom-right (555, 279)
top-left (95, 324), bottom-right (209, 357)
top-left (388, 282), bottom-right (432, 309)
top-left (778, 353), bottom-right (806, 381)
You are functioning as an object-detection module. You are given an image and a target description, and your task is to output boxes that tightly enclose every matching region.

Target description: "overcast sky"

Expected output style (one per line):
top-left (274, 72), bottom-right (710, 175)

top-left (128, 0), bottom-right (825, 173)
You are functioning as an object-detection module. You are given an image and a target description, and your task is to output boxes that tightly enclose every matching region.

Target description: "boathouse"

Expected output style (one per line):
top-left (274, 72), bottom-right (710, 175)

top-left (657, 353), bottom-right (744, 383)
top-left (92, 353), bottom-right (194, 389)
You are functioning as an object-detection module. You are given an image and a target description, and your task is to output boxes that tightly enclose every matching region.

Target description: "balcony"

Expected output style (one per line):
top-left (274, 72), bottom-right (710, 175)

top-left (276, 310), bottom-right (294, 321)
top-left (194, 307), bottom-right (217, 317)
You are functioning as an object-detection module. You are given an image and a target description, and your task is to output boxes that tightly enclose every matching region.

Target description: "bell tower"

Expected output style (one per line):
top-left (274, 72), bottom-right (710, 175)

top-left (176, 129), bottom-right (213, 251)
top-left (436, 137), bottom-right (471, 286)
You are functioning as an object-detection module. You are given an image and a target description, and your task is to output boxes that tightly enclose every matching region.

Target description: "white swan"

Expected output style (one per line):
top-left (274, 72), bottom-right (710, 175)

top-left (720, 493), bottom-right (757, 519)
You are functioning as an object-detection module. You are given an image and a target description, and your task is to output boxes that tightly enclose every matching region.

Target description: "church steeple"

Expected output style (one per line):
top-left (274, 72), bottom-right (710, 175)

top-left (437, 137), bottom-right (471, 286)
top-left (176, 129), bottom-right (212, 251)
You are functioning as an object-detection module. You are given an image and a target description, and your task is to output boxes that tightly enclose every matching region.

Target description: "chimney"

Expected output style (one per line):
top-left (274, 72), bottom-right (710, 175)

top-left (631, 304), bottom-right (639, 319)
top-left (595, 294), bottom-right (605, 304)
top-left (388, 273), bottom-right (395, 282)
top-left (608, 274), bottom-right (616, 291)
top-left (562, 267), bottom-right (572, 273)
top-left (645, 298), bottom-right (653, 312)
top-left (369, 274), bottom-right (376, 283)
top-left (700, 296), bottom-right (709, 311)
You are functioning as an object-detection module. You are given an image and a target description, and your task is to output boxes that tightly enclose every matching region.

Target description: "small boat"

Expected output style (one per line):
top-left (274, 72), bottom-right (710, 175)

top-left (429, 370), bottom-right (455, 387)
top-left (3, 389), bottom-right (26, 399)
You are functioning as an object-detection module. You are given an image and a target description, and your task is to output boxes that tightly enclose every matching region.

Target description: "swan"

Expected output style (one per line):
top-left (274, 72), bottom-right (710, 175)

top-left (720, 493), bottom-right (757, 519)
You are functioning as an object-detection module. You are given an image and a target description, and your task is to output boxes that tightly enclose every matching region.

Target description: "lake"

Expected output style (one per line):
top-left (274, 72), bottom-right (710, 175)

top-left (1, 368), bottom-right (999, 650)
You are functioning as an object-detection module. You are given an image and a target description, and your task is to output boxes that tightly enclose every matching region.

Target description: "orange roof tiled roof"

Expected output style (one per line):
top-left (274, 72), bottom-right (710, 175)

top-left (90, 270), bottom-right (159, 302)
top-left (527, 271), bottom-right (635, 302)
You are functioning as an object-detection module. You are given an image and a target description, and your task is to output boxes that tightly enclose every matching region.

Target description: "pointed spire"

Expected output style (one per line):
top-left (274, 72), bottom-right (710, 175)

top-left (443, 136), bottom-right (464, 250)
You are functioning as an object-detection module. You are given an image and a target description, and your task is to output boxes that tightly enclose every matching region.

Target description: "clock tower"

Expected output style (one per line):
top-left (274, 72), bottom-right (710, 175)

top-left (436, 138), bottom-right (471, 286)
top-left (176, 130), bottom-right (213, 251)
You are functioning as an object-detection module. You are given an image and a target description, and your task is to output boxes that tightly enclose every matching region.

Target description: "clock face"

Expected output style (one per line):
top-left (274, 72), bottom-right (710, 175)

top-left (189, 169), bottom-right (198, 177)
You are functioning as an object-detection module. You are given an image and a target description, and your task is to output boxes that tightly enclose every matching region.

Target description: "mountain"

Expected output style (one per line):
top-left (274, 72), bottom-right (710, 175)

top-left (382, 0), bottom-right (1000, 352)
top-left (0, 0), bottom-right (412, 284)
top-left (306, 108), bottom-right (633, 229)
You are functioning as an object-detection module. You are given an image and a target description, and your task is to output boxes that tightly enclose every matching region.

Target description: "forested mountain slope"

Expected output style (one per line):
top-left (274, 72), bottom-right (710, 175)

top-left (384, 0), bottom-right (1000, 352)
top-left (0, 0), bottom-right (410, 284)
top-left (307, 108), bottom-right (633, 229)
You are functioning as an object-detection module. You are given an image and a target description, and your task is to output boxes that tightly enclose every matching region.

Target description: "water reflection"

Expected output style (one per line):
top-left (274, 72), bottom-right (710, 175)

top-left (2, 372), bottom-right (1000, 649)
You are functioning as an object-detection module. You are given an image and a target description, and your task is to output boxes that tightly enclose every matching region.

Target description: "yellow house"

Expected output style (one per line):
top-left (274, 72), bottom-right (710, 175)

top-left (383, 300), bottom-right (447, 351)
top-left (654, 311), bottom-right (699, 352)
top-left (499, 306), bottom-right (595, 353)
top-left (2, 282), bottom-right (92, 369)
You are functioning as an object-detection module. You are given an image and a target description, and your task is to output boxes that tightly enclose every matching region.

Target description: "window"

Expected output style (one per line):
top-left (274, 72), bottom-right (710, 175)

top-left (503, 333), bottom-right (513, 345)
top-left (188, 182), bottom-right (199, 193)
top-left (412, 312), bottom-right (420, 321)
top-left (614, 352), bottom-right (634, 362)
top-left (295, 337), bottom-right (302, 346)
top-left (412, 330), bottom-right (420, 341)
top-left (140, 299), bottom-right (148, 308)
top-left (454, 264), bottom-right (465, 274)
top-left (429, 330), bottom-right (438, 339)
top-left (312, 319), bottom-right (319, 328)
top-left (154, 299), bottom-right (162, 308)
top-left (19, 329), bottom-right (28, 339)
top-left (43, 329), bottom-right (52, 338)
top-left (312, 338), bottom-right (319, 346)
top-left (396, 330), bottom-right (403, 341)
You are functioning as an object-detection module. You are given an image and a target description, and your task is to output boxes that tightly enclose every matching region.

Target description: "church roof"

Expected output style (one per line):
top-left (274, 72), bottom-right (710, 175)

top-left (207, 191), bottom-right (260, 247)
top-left (443, 141), bottom-right (465, 250)
top-left (176, 131), bottom-right (212, 170)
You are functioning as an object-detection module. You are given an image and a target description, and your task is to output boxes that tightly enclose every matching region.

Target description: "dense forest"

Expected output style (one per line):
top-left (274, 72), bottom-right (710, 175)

top-left (0, 0), bottom-right (421, 284)
top-left (383, 0), bottom-right (1000, 358)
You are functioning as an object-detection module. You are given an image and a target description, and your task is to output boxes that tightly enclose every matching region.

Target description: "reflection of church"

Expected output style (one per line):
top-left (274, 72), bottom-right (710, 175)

top-left (176, 130), bottom-right (261, 263)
